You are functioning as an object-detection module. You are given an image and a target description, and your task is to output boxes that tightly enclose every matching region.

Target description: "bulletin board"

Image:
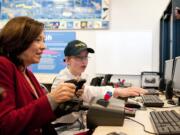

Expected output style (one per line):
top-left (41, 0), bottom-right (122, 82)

top-left (0, 0), bottom-right (110, 30)
top-left (95, 31), bottom-right (152, 75)
top-left (30, 31), bottom-right (76, 73)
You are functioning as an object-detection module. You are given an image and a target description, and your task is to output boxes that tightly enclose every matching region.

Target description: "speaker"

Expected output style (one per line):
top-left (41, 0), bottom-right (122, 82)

top-left (165, 80), bottom-right (173, 100)
top-left (158, 78), bottom-right (166, 91)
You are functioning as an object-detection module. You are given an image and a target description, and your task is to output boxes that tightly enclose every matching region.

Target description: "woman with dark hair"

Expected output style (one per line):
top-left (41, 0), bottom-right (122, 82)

top-left (0, 16), bottom-right (76, 135)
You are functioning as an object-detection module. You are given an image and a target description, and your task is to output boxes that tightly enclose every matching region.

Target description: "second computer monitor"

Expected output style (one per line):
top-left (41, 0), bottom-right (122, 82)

top-left (164, 59), bottom-right (174, 83)
top-left (164, 59), bottom-right (174, 99)
top-left (172, 56), bottom-right (180, 105)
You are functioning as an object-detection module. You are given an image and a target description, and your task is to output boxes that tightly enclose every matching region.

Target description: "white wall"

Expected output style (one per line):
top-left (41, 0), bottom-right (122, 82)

top-left (76, 0), bottom-right (170, 86)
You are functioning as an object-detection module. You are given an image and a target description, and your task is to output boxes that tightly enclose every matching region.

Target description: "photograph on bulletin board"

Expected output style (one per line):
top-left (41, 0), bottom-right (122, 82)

top-left (0, 0), bottom-right (110, 30)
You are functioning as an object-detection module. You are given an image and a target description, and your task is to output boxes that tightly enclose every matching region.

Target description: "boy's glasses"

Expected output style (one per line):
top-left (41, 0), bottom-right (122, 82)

top-left (71, 56), bottom-right (90, 61)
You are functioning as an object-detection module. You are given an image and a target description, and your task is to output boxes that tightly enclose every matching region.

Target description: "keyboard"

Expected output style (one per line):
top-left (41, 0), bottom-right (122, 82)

top-left (141, 95), bottom-right (164, 107)
top-left (145, 89), bottom-right (160, 95)
top-left (150, 110), bottom-right (180, 135)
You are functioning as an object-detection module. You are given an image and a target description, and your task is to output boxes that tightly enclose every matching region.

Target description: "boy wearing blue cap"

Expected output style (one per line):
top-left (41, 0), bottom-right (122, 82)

top-left (52, 40), bottom-right (146, 101)
top-left (51, 40), bottom-right (147, 134)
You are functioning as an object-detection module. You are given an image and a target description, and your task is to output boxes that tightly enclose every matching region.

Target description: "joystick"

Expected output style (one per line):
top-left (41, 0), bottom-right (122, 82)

top-left (55, 79), bottom-right (87, 116)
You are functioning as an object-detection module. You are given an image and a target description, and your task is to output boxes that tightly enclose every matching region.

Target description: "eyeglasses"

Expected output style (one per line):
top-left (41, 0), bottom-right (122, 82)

top-left (71, 56), bottom-right (90, 61)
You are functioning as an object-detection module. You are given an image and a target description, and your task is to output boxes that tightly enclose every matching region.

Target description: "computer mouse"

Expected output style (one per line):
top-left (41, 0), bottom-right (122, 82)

top-left (125, 101), bottom-right (141, 109)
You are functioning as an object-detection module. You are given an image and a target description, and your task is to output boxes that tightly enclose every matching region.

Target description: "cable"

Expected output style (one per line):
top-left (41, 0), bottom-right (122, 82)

top-left (147, 105), bottom-right (180, 112)
top-left (125, 117), bottom-right (156, 135)
top-left (77, 119), bottom-right (84, 130)
top-left (148, 107), bottom-right (157, 111)
top-left (161, 105), bottom-right (179, 108)
top-left (78, 111), bottom-right (86, 130)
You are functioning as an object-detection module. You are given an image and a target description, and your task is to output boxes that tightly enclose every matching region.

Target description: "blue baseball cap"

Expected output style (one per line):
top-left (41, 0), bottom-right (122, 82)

top-left (64, 40), bottom-right (95, 56)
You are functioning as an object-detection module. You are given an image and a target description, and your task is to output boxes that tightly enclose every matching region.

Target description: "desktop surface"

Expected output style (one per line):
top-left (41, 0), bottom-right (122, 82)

top-left (92, 94), bottom-right (180, 135)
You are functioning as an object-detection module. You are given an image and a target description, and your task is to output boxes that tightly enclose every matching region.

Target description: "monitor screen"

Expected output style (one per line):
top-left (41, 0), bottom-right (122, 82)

top-left (172, 56), bottom-right (180, 97)
top-left (164, 59), bottom-right (174, 83)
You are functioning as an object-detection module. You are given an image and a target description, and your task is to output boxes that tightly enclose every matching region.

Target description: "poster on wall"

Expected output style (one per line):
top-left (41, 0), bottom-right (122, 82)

top-left (30, 32), bottom-right (76, 73)
top-left (0, 0), bottom-right (110, 30)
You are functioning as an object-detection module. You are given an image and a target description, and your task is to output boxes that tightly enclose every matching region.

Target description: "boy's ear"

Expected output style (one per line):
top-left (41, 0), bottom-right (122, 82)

top-left (64, 57), bottom-right (71, 64)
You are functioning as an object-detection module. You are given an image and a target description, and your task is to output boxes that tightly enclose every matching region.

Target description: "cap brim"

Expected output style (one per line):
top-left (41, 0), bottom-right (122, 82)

top-left (87, 48), bottom-right (95, 53)
top-left (74, 47), bottom-right (95, 55)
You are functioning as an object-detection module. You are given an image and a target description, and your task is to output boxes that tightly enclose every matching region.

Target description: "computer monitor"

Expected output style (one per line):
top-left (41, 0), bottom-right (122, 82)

top-left (164, 59), bottom-right (175, 100)
top-left (172, 56), bottom-right (180, 105)
top-left (164, 59), bottom-right (174, 83)
top-left (160, 59), bottom-right (174, 93)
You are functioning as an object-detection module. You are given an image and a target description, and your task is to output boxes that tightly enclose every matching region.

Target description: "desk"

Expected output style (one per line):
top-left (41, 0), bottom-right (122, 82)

top-left (93, 95), bottom-right (180, 135)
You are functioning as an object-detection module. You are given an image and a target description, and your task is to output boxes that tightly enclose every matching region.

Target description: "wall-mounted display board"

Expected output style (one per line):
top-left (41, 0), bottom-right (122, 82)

top-left (0, 0), bottom-right (110, 30)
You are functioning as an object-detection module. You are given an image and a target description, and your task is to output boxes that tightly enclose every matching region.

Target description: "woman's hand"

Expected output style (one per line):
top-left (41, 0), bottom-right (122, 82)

top-left (114, 87), bottom-right (148, 97)
top-left (48, 83), bottom-right (76, 104)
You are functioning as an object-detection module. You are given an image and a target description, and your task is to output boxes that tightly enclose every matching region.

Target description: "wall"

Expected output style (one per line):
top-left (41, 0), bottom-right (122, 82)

top-left (0, 0), bottom-right (170, 86)
top-left (76, 0), bottom-right (170, 86)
